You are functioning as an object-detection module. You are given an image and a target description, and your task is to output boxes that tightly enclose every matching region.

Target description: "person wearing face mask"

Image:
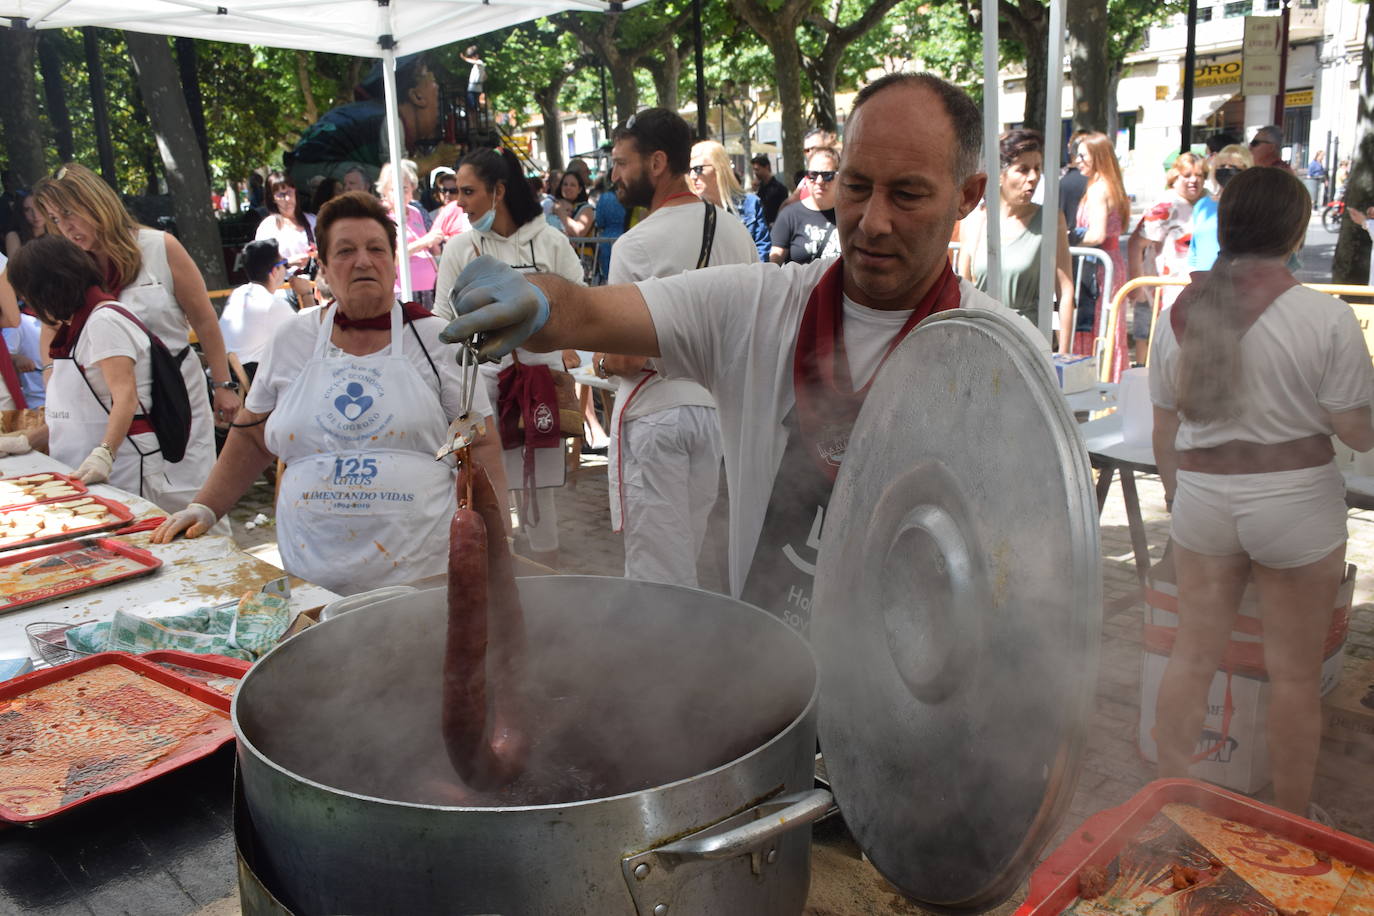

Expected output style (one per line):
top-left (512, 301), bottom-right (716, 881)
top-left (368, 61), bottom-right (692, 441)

top-left (957, 128), bottom-right (1075, 332)
top-left (769, 148), bottom-right (842, 265)
top-left (1189, 145), bottom-right (1252, 272)
top-left (432, 148), bottom-right (585, 569)
top-left (1126, 152), bottom-right (1209, 364)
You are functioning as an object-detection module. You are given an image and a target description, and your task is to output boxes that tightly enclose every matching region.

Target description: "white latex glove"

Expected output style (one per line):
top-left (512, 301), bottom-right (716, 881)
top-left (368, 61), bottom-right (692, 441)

top-left (0, 432), bottom-right (32, 456)
top-left (150, 502), bottom-right (218, 544)
top-left (74, 445), bottom-right (114, 484)
top-left (439, 255), bottom-right (550, 360)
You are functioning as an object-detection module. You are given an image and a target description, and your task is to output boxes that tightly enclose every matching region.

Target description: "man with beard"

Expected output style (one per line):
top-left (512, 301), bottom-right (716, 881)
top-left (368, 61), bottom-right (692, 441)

top-left (592, 108), bottom-right (758, 588)
top-left (441, 74), bottom-right (1044, 634)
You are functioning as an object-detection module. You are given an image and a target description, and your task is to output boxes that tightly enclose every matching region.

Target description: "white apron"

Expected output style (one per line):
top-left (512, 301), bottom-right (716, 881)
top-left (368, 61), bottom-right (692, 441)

top-left (265, 304), bottom-right (456, 595)
top-left (46, 307), bottom-right (166, 500)
top-left (607, 368), bottom-right (658, 532)
top-left (119, 230), bottom-right (216, 511)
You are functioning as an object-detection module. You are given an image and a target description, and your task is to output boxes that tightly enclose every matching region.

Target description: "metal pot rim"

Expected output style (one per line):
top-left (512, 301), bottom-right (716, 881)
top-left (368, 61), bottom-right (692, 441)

top-left (232, 578), bottom-right (821, 813)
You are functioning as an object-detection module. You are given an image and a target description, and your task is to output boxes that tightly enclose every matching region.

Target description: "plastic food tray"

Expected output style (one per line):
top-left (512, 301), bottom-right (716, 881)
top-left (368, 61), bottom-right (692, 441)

top-left (0, 493), bottom-right (135, 552)
top-left (0, 472), bottom-right (88, 510)
top-left (1, 538), bottom-right (161, 615)
top-left (140, 650), bottom-right (252, 698)
top-left (0, 652), bottom-right (235, 826)
top-left (1017, 778), bottom-right (1374, 915)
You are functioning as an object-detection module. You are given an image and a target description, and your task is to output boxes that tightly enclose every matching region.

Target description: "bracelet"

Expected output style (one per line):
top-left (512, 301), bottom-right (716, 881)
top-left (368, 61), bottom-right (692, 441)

top-left (97, 442), bottom-right (116, 457)
top-left (40, 364), bottom-right (53, 372)
top-left (597, 356), bottom-right (608, 378)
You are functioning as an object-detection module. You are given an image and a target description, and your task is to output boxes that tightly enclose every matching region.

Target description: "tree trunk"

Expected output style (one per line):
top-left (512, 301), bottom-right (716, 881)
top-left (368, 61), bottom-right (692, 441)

top-left (727, 0), bottom-right (810, 176)
top-left (1067, 0), bottom-right (1110, 132)
top-left (535, 85), bottom-right (566, 172)
top-left (609, 60), bottom-right (639, 125)
top-left (174, 37), bottom-right (211, 181)
top-left (125, 31), bottom-right (228, 288)
top-left (645, 42), bottom-right (682, 112)
top-left (1332, 0), bottom-right (1374, 286)
top-left (1009, 13), bottom-right (1050, 135)
top-left (803, 52), bottom-right (842, 134)
top-left (0, 28), bottom-right (47, 187)
top-left (127, 64), bottom-right (161, 196)
top-left (83, 28), bottom-right (118, 185)
top-left (296, 51), bottom-right (320, 126)
top-left (37, 32), bottom-right (74, 162)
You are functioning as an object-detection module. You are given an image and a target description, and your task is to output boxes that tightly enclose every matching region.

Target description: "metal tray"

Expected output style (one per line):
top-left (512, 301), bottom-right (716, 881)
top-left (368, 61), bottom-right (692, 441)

top-left (0, 493), bottom-right (135, 552)
top-left (1, 538), bottom-right (162, 615)
top-left (0, 652), bottom-right (235, 827)
top-left (1017, 778), bottom-right (1374, 915)
top-left (0, 472), bottom-right (88, 510)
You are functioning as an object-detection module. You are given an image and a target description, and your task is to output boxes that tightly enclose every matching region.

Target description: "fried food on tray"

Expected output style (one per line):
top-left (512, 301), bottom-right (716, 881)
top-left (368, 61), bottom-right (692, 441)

top-left (0, 498), bottom-right (121, 547)
top-left (0, 474), bottom-right (83, 506)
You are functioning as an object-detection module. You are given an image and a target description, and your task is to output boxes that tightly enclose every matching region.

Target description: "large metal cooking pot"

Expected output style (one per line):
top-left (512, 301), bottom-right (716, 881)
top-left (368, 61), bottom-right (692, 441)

top-left (233, 576), bottom-right (827, 915)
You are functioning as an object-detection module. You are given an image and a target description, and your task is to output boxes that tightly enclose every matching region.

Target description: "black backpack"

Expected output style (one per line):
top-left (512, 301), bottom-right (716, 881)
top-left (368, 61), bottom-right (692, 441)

top-left (76, 303), bottom-right (194, 464)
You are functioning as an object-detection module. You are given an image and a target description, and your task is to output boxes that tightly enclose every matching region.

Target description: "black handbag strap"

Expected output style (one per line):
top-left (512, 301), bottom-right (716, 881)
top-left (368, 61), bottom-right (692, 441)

top-left (696, 200), bottom-right (717, 270)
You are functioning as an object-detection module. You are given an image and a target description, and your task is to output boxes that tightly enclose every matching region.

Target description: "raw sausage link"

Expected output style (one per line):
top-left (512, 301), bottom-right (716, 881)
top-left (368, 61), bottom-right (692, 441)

top-left (442, 462), bottom-right (491, 784)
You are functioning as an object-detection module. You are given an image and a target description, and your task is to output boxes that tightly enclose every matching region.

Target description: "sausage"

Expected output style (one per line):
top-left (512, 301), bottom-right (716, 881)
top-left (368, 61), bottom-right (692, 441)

top-left (441, 460), bottom-right (491, 784)
top-left (442, 457), bottom-right (528, 791)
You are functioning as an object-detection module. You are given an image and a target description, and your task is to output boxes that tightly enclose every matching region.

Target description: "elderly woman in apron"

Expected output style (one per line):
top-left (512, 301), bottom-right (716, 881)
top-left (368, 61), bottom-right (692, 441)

top-left (153, 191), bottom-right (506, 595)
top-left (433, 147), bottom-right (585, 569)
top-left (33, 164), bottom-right (242, 515)
top-left (6, 236), bottom-right (169, 496)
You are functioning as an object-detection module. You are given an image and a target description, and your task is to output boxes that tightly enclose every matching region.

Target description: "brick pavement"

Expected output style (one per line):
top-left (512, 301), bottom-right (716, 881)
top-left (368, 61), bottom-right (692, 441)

top-left (224, 444), bottom-right (1374, 892)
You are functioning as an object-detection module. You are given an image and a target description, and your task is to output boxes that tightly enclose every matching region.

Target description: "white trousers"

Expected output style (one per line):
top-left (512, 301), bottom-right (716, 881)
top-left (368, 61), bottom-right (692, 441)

top-left (620, 405), bottom-right (723, 587)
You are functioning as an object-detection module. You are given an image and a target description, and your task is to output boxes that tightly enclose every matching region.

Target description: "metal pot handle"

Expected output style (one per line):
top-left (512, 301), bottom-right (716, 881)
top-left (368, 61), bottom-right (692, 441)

top-left (621, 788), bottom-right (834, 915)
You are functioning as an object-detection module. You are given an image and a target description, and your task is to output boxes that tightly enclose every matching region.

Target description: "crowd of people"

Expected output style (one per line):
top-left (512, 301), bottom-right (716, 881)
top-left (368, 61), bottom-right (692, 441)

top-left (0, 68), bottom-right (1368, 825)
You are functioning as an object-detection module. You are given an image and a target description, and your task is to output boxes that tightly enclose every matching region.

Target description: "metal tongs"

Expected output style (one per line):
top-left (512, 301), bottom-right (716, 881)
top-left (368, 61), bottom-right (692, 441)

top-left (435, 340), bottom-right (485, 462)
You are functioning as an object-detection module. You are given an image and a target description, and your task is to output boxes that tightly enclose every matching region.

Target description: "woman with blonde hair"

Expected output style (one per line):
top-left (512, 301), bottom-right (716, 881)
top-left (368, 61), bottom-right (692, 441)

top-left (33, 163), bottom-right (240, 514)
top-left (688, 140), bottom-right (769, 261)
top-left (1189, 143), bottom-right (1252, 271)
top-left (1150, 167), bottom-right (1374, 816)
top-left (377, 159), bottom-right (441, 308)
top-left (1070, 132), bottom-right (1130, 377)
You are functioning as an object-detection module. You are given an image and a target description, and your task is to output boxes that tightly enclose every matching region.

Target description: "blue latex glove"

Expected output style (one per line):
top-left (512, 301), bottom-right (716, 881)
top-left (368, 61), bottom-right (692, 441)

top-left (439, 255), bottom-right (551, 360)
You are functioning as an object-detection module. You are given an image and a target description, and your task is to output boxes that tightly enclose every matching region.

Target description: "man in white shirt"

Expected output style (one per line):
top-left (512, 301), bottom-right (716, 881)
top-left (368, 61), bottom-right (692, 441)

top-left (220, 239), bottom-right (296, 378)
top-left (442, 73), bottom-right (1043, 635)
top-left (591, 107), bottom-right (758, 588)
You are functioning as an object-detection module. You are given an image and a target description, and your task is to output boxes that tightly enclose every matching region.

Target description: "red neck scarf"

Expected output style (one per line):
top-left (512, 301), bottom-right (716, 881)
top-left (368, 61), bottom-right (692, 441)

top-left (48, 286), bottom-right (117, 360)
top-left (1169, 261), bottom-right (1297, 339)
top-left (333, 300), bottom-right (432, 331)
top-left (793, 259), bottom-right (961, 479)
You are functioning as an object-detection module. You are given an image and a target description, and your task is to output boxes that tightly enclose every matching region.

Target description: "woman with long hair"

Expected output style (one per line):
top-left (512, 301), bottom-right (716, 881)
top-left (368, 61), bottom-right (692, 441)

top-left (1150, 168), bottom-right (1374, 816)
top-left (433, 148), bottom-right (584, 568)
top-left (4, 190), bottom-right (48, 258)
top-left (254, 170), bottom-right (317, 309)
top-left (550, 170), bottom-right (596, 238)
top-left (33, 163), bottom-right (241, 514)
top-left (1070, 132), bottom-right (1130, 377)
top-left (957, 128), bottom-right (1074, 330)
top-left (688, 140), bottom-right (770, 261)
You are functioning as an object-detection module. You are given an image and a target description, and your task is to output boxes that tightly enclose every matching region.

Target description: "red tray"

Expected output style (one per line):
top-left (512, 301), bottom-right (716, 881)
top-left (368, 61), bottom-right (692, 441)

top-left (0, 472), bottom-right (87, 510)
top-left (0, 652), bottom-right (235, 827)
top-left (1018, 778), bottom-right (1374, 915)
top-left (0, 493), bottom-right (135, 552)
top-left (0, 538), bottom-right (161, 615)
top-left (140, 650), bottom-right (252, 699)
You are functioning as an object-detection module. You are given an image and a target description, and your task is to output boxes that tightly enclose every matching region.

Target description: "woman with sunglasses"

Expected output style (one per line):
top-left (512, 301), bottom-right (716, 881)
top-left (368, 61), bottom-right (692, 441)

top-left (688, 140), bottom-right (770, 261)
top-left (254, 171), bottom-right (317, 309)
top-left (768, 147), bottom-right (841, 265)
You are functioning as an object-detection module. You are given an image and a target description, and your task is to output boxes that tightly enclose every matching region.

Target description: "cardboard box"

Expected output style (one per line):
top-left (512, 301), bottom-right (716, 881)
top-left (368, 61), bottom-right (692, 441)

top-left (1052, 354), bottom-right (1097, 394)
top-left (1138, 564), bottom-right (1354, 794)
top-left (1323, 657), bottom-right (1374, 755)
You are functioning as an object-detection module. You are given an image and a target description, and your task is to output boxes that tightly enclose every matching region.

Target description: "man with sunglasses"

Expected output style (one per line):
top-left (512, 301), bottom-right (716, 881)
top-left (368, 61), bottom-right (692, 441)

top-left (442, 74), bottom-right (1043, 632)
top-left (592, 107), bottom-right (757, 589)
top-left (1249, 126), bottom-right (1292, 172)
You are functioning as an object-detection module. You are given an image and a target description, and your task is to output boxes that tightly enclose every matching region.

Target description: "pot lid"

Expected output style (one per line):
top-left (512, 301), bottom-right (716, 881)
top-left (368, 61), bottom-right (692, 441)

top-left (812, 308), bottom-right (1101, 912)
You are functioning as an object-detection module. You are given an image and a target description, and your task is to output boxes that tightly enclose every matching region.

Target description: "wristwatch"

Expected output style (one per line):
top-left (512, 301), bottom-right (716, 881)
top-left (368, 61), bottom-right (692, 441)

top-left (597, 356), bottom-right (608, 379)
top-left (212, 380), bottom-right (241, 392)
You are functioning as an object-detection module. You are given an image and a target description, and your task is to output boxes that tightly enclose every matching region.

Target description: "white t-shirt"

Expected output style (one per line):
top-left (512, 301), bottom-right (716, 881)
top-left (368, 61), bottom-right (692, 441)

top-left (641, 259), bottom-right (1042, 593)
top-left (1150, 285), bottom-right (1374, 449)
top-left (609, 199), bottom-right (760, 419)
top-left (245, 310), bottom-right (493, 423)
top-left (219, 283), bottom-right (296, 365)
top-left (75, 308), bottom-right (156, 415)
top-left (254, 214), bottom-right (317, 264)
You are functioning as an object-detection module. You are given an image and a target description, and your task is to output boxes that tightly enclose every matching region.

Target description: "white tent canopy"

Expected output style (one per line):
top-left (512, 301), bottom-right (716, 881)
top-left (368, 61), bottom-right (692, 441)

top-left (0, 0), bottom-right (632, 296)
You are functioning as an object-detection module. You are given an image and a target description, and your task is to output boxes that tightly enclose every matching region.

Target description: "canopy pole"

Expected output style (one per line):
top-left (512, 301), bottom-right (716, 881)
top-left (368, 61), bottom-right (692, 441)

top-left (980, 0), bottom-right (1001, 298)
top-left (381, 44), bottom-right (413, 301)
top-left (1037, 0), bottom-right (1065, 343)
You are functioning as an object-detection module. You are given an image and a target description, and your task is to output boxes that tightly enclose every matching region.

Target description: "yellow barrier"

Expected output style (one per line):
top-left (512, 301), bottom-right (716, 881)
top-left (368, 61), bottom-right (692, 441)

top-left (1101, 277), bottom-right (1374, 381)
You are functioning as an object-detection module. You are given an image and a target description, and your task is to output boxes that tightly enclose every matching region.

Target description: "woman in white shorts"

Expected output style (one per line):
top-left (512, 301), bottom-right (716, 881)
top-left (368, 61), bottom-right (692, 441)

top-left (1149, 167), bottom-right (1374, 815)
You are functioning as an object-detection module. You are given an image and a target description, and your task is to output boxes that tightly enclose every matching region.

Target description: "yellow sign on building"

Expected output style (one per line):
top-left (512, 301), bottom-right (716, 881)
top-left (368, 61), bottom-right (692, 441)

top-left (1285, 88), bottom-right (1314, 107)
top-left (1193, 59), bottom-right (1242, 87)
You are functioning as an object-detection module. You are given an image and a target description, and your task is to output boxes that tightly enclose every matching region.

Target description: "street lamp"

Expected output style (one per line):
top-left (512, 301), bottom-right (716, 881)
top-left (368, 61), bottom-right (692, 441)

top-left (713, 79), bottom-right (737, 143)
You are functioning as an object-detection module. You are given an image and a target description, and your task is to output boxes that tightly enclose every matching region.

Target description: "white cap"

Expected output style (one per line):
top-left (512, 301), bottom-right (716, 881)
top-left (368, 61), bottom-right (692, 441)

top-left (430, 166), bottom-right (456, 188)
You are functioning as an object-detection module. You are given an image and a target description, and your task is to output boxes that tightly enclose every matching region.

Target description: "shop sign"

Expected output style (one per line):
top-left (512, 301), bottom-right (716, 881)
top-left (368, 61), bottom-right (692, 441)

top-left (1193, 58), bottom-right (1241, 88)
top-left (1242, 16), bottom-right (1282, 95)
top-left (1285, 88), bottom-right (1313, 107)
